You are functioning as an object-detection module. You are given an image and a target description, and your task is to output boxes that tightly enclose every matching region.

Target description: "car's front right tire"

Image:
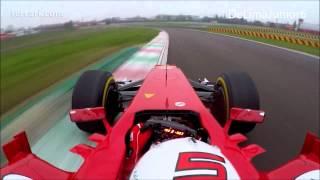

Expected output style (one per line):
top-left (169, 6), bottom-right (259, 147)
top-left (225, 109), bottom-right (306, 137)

top-left (211, 72), bottom-right (260, 134)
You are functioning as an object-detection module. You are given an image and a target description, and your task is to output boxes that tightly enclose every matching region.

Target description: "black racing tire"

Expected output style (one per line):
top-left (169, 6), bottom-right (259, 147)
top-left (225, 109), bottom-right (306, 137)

top-left (211, 72), bottom-right (260, 134)
top-left (72, 70), bottom-right (120, 134)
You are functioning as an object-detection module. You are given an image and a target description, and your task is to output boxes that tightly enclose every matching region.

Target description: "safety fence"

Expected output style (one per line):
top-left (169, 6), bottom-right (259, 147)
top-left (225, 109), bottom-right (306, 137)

top-left (208, 26), bottom-right (320, 48)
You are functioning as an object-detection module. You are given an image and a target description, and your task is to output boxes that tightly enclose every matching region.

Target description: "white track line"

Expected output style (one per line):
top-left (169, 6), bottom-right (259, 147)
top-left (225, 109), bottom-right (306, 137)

top-left (158, 31), bottom-right (169, 65)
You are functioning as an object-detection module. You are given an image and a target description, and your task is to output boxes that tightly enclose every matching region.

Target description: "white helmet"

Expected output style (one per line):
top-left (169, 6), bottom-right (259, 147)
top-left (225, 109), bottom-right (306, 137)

top-left (130, 137), bottom-right (240, 180)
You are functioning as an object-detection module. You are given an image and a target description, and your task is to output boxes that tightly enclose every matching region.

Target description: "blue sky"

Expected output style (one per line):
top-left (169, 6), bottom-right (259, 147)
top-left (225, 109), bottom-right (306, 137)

top-left (1, 1), bottom-right (319, 28)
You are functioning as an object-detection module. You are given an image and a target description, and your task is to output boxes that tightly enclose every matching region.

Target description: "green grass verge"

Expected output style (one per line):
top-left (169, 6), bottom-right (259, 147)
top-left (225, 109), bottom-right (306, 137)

top-left (1, 27), bottom-right (159, 114)
top-left (0, 47), bottom-right (139, 129)
top-left (210, 32), bottom-right (320, 56)
top-left (1, 28), bottom-right (111, 53)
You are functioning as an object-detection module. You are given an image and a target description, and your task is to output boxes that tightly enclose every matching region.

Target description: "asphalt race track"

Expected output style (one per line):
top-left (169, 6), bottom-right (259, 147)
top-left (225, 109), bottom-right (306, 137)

top-left (165, 28), bottom-right (319, 170)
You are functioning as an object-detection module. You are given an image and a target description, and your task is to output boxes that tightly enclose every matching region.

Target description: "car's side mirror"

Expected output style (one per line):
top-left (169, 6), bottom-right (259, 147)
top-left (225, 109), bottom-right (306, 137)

top-left (69, 107), bottom-right (111, 132)
top-left (230, 107), bottom-right (265, 123)
top-left (69, 107), bottom-right (106, 122)
top-left (224, 107), bottom-right (265, 133)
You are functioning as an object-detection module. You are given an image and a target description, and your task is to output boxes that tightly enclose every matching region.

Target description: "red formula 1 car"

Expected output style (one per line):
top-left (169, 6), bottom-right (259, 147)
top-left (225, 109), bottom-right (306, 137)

top-left (1, 65), bottom-right (319, 179)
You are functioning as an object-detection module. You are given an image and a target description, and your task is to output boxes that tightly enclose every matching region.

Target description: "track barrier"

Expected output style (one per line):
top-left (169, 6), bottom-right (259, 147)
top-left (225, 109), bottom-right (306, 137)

top-left (208, 26), bottom-right (320, 48)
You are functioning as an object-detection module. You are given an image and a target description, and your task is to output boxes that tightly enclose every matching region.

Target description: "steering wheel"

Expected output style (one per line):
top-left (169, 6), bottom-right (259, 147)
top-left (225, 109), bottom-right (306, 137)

top-left (141, 118), bottom-right (197, 138)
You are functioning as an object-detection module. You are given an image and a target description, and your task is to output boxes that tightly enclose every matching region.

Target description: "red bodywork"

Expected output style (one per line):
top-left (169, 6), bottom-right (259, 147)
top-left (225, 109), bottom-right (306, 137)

top-left (1, 65), bottom-right (319, 179)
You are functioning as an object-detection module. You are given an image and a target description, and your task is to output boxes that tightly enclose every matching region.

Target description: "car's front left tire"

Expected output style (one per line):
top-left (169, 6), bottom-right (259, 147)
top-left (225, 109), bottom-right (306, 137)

top-left (72, 70), bottom-right (120, 134)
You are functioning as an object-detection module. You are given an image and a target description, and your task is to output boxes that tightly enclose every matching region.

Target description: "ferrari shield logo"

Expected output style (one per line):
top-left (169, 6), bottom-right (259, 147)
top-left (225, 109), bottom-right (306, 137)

top-left (144, 93), bottom-right (155, 99)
